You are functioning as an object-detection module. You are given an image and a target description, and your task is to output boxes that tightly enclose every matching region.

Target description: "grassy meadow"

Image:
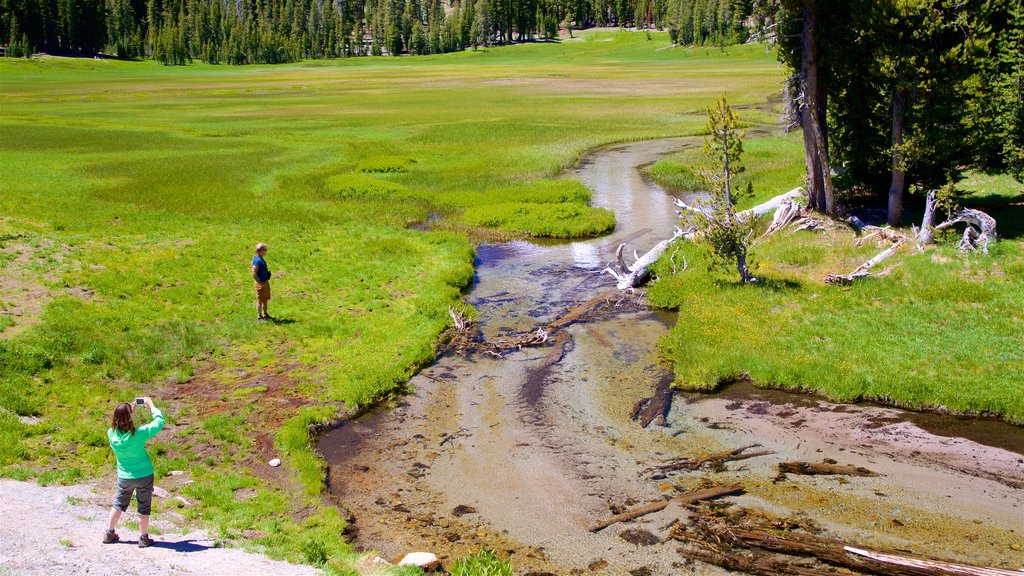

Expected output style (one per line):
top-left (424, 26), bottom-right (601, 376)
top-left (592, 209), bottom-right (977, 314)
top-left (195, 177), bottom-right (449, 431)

top-left (646, 165), bottom-right (1024, 422)
top-left (0, 31), bottom-right (787, 571)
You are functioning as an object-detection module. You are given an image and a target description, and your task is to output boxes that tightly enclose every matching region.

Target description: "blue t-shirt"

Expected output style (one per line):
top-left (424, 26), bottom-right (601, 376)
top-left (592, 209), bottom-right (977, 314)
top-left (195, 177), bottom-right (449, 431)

top-left (253, 255), bottom-right (271, 282)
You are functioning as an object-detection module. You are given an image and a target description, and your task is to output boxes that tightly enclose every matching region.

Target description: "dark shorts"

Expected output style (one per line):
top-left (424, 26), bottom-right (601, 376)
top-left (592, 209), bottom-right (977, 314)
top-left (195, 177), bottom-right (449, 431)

top-left (113, 474), bottom-right (155, 515)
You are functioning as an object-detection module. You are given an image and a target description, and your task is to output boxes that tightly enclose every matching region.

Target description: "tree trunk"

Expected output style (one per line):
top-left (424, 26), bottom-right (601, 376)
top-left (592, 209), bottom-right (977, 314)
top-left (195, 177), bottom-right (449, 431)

top-left (800, 0), bottom-right (824, 212)
top-left (888, 87), bottom-right (907, 226)
top-left (735, 241), bottom-right (750, 283)
top-left (915, 189), bottom-right (939, 246)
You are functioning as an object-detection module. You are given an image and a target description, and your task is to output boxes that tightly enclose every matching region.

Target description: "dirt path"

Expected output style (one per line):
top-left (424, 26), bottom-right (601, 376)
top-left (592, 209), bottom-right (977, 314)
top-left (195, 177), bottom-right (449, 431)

top-left (0, 480), bottom-right (321, 576)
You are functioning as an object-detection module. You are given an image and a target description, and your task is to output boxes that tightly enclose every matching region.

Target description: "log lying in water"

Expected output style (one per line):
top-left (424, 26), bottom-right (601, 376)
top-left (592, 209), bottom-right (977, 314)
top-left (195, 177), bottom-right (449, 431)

top-left (629, 377), bottom-right (675, 428)
top-left (446, 289), bottom-right (632, 356)
top-left (604, 227), bottom-right (687, 290)
top-left (777, 461), bottom-right (879, 477)
top-left (588, 483), bottom-right (743, 533)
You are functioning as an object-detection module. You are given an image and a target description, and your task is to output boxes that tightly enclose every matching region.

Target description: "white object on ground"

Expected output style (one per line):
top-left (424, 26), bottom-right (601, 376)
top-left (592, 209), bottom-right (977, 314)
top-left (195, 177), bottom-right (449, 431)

top-left (398, 552), bottom-right (440, 570)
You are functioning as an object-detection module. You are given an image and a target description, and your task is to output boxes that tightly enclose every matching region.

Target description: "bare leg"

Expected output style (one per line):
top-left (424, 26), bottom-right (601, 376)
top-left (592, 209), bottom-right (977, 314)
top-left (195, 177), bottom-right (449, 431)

top-left (107, 508), bottom-right (122, 531)
top-left (139, 514), bottom-right (149, 535)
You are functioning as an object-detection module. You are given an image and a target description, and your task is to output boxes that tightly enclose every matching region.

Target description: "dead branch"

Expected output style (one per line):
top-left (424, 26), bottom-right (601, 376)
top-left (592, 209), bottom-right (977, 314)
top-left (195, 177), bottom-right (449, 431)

top-left (605, 227), bottom-right (686, 289)
top-left (673, 505), bottom-right (1022, 576)
top-left (758, 198), bottom-right (804, 240)
top-left (934, 209), bottom-right (998, 255)
top-left (825, 236), bottom-right (907, 286)
top-left (645, 445), bottom-right (773, 477)
top-left (776, 461), bottom-right (879, 478)
top-left (589, 483), bottom-right (743, 533)
top-left (844, 547), bottom-right (1024, 576)
top-left (630, 378), bottom-right (675, 428)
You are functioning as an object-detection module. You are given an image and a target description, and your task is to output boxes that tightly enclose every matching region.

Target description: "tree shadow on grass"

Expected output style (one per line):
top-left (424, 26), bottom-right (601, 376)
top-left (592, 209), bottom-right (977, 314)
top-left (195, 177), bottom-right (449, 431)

top-left (985, 204), bottom-right (1024, 240)
top-left (717, 276), bottom-right (802, 291)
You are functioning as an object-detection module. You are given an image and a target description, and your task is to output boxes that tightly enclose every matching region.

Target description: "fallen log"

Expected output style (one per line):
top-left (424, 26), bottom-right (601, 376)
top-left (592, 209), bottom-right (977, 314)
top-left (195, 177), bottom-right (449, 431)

top-left (630, 376), bottom-right (675, 428)
top-left (844, 547), bottom-right (1024, 576)
top-left (645, 445), bottom-right (773, 477)
top-left (679, 546), bottom-right (843, 576)
top-left (604, 227), bottom-right (686, 289)
top-left (825, 236), bottom-right (906, 286)
top-left (676, 507), bottom-right (1024, 576)
top-left (758, 198), bottom-right (804, 240)
top-left (777, 461), bottom-right (879, 477)
top-left (589, 483), bottom-right (743, 533)
top-left (446, 289), bottom-right (624, 356)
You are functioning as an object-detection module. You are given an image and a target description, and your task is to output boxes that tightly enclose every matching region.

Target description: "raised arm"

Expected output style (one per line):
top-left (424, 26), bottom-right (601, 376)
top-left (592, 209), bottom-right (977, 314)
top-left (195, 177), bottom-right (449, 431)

top-left (137, 397), bottom-right (165, 440)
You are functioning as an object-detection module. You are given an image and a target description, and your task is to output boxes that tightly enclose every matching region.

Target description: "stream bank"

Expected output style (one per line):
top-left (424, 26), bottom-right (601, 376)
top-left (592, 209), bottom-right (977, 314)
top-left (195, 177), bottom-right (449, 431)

top-left (318, 137), bottom-right (1024, 575)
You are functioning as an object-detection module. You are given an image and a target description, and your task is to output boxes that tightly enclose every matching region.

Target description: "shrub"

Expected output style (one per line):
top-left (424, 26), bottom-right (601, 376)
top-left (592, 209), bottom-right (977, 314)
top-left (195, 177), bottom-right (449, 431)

top-left (449, 549), bottom-right (513, 576)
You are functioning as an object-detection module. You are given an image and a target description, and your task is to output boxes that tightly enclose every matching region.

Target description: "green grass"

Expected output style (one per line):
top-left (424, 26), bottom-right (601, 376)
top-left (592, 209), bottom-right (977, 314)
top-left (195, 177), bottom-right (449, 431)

top-left (448, 549), bottom-right (514, 576)
top-left (648, 178), bottom-right (1024, 421)
top-left (0, 30), bottom-right (789, 571)
top-left (645, 129), bottom-right (807, 208)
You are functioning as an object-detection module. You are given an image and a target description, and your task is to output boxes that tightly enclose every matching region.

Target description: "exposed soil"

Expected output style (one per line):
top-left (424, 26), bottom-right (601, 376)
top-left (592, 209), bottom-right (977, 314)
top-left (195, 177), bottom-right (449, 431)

top-left (0, 479), bottom-right (320, 576)
top-left (318, 137), bottom-right (1024, 574)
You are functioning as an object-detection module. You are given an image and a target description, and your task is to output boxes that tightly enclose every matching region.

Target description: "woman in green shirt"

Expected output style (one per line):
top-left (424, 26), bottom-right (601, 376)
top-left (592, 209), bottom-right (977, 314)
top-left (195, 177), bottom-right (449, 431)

top-left (104, 396), bottom-right (165, 548)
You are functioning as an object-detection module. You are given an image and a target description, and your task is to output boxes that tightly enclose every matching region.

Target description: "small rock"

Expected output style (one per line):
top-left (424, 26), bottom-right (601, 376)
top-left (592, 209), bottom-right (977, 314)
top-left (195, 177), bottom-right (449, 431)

top-left (268, 458), bottom-right (281, 467)
top-left (173, 496), bottom-right (192, 507)
top-left (452, 504), bottom-right (477, 517)
top-left (398, 552), bottom-right (440, 570)
top-left (619, 528), bottom-right (659, 546)
top-left (588, 558), bottom-right (609, 571)
top-left (152, 486), bottom-right (170, 499)
top-left (168, 470), bottom-right (185, 476)
top-left (1010, 543), bottom-right (1021, 551)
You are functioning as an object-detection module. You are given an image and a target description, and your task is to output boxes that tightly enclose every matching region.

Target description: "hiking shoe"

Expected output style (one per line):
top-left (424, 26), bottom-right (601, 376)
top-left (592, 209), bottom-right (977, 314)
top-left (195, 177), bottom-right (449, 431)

top-left (138, 534), bottom-right (155, 548)
top-left (103, 530), bottom-right (119, 544)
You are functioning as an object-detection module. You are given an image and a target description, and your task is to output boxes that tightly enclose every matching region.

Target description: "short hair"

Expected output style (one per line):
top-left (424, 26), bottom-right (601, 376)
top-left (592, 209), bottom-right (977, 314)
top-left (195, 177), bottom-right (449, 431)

top-left (255, 243), bottom-right (268, 253)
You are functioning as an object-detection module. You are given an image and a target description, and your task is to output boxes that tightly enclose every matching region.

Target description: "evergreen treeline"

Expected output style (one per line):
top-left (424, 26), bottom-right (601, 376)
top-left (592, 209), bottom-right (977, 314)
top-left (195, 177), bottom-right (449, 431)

top-left (0, 0), bottom-right (764, 63)
top-left (777, 0), bottom-right (1023, 220)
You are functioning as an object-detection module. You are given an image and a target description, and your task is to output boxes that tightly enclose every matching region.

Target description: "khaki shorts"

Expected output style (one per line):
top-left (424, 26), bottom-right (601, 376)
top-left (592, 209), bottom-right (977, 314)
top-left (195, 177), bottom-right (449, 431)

top-left (255, 280), bottom-right (271, 303)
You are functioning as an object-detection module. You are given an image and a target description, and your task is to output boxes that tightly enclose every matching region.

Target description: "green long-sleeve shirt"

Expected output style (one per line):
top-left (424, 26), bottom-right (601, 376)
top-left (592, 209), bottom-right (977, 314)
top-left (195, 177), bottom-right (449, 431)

top-left (108, 407), bottom-right (165, 479)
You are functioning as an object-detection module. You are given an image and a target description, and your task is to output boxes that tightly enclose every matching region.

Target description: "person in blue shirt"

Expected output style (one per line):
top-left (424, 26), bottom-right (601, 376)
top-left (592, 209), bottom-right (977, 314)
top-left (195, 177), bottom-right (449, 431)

top-left (252, 243), bottom-right (272, 321)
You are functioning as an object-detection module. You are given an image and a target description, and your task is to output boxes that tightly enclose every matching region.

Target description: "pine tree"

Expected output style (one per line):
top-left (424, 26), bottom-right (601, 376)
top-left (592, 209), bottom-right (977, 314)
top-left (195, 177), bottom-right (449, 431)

top-left (684, 96), bottom-right (756, 283)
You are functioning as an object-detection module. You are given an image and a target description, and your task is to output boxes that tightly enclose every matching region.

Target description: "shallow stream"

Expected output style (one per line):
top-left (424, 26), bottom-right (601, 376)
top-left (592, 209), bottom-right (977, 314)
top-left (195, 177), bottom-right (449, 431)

top-left (319, 138), bottom-right (1024, 575)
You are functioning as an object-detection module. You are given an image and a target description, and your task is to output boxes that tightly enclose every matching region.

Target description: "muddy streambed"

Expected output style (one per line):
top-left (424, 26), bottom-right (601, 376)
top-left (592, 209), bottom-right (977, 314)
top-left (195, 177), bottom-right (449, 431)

top-left (319, 138), bottom-right (1024, 575)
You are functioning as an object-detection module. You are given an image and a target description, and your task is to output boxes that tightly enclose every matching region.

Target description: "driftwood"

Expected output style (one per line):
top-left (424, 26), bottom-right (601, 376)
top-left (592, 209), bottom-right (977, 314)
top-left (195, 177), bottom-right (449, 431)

top-left (630, 377), bottom-right (675, 428)
top-left (777, 461), bottom-right (879, 477)
top-left (446, 289), bottom-right (630, 356)
top-left (674, 505), bottom-right (1023, 576)
top-left (673, 188), bottom-right (805, 223)
top-left (915, 191), bottom-right (999, 255)
top-left (605, 227), bottom-right (687, 289)
top-left (644, 444), bottom-right (773, 478)
top-left (934, 209), bottom-right (998, 255)
top-left (588, 483), bottom-right (743, 533)
top-left (825, 235), bottom-right (907, 285)
top-left (844, 547), bottom-right (1024, 576)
